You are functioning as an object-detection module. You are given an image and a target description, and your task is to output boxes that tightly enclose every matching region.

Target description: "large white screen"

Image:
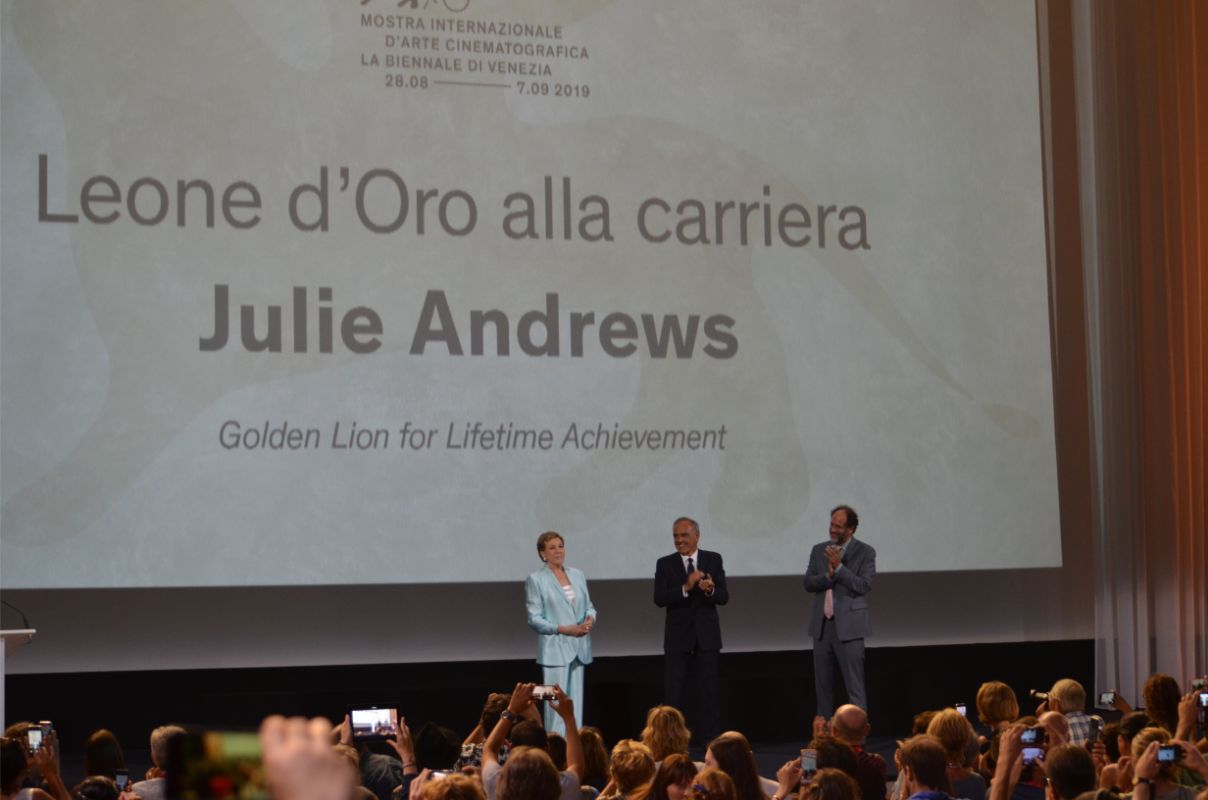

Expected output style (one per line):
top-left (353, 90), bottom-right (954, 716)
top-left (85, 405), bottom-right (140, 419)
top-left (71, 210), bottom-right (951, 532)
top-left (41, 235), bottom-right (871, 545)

top-left (1, 0), bottom-right (1060, 588)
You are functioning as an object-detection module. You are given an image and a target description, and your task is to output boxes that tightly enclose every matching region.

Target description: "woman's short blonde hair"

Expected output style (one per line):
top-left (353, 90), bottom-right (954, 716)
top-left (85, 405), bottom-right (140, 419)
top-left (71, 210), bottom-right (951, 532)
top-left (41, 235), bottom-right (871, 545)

top-left (1131, 727), bottom-right (1174, 780)
top-left (927, 709), bottom-right (975, 762)
top-left (609, 739), bottom-right (656, 792)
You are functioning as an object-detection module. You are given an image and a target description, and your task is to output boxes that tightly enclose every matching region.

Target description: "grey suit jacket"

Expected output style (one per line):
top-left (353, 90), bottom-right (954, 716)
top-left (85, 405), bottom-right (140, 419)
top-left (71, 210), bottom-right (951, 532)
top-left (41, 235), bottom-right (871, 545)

top-left (803, 537), bottom-right (875, 642)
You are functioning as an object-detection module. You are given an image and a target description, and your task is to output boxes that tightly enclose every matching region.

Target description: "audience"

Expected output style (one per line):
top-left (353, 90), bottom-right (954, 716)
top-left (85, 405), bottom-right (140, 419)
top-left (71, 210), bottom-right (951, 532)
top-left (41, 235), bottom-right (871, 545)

top-left (12, 667), bottom-right (1208, 800)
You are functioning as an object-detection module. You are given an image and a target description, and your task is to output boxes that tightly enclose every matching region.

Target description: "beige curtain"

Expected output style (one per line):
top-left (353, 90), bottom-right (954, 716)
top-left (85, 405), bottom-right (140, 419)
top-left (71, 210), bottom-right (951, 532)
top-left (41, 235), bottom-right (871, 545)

top-left (1061, 0), bottom-right (1208, 701)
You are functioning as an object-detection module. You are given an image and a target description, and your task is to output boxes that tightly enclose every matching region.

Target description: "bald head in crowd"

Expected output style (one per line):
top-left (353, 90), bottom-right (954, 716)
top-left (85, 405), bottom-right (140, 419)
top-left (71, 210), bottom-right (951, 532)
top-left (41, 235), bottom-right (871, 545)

top-left (831, 705), bottom-right (871, 746)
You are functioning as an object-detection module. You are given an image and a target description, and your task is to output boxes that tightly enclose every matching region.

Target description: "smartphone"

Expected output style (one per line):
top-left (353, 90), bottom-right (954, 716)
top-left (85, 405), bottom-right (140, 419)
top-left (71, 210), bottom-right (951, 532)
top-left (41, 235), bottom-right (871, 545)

top-left (1021, 727), bottom-right (1046, 746)
top-left (1157, 745), bottom-right (1183, 764)
top-left (1087, 717), bottom-right (1103, 748)
top-left (115, 770), bottom-right (130, 791)
top-left (1198, 692), bottom-right (1208, 709)
top-left (1097, 691), bottom-right (1116, 708)
top-left (800, 748), bottom-right (817, 774)
top-left (26, 728), bottom-right (42, 751)
top-left (1023, 746), bottom-right (1044, 766)
top-left (532, 685), bottom-right (557, 701)
top-left (430, 771), bottom-right (451, 780)
top-left (350, 707), bottom-right (399, 742)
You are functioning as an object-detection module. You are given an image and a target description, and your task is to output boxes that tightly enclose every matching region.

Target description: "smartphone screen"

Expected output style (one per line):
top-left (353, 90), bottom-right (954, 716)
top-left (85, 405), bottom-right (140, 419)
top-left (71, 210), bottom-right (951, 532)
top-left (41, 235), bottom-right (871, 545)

top-left (26, 729), bottom-right (42, 750)
top-left (350, 708), bottom-right (399, 741)
top-left (1023, 746), bottom-right (1043, 766)
top-left (532, 685), bottom-right (557, 701)
top-left (801, 748), bottom-right (817, 773)
top-left (955, 703), bottom-right (967, 717)
top-left (1097, 691), bottom-right (1116, 706)
top-left (115, 770), bottom-right (130, 791)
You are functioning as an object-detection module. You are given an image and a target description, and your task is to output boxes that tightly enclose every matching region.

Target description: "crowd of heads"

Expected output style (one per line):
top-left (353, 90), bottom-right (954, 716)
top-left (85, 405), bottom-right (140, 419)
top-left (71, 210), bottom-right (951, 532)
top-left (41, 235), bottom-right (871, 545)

top-left (2, 672), bottom-right (1205, 800)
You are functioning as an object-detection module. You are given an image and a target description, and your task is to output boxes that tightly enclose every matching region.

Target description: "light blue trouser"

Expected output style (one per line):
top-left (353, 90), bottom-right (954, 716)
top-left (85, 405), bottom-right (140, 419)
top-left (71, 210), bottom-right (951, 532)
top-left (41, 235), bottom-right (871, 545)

top-left (541, 658), bottom-right (585, 735)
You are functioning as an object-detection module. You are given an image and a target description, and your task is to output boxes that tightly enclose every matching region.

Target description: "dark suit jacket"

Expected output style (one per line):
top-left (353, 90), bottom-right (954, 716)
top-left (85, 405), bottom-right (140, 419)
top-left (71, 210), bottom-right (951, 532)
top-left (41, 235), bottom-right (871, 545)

top-left (654, 549), bottom-right (728, 652)
top-left (803, 537), bottom-right (875, 642)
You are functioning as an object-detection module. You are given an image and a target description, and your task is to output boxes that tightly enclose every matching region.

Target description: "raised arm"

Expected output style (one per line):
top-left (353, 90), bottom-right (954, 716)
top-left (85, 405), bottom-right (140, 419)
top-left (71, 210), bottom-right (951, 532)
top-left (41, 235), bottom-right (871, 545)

top-left (553, 686), bottom-right (583, 780)
top-left (485, 683), bottom-right (534, 768)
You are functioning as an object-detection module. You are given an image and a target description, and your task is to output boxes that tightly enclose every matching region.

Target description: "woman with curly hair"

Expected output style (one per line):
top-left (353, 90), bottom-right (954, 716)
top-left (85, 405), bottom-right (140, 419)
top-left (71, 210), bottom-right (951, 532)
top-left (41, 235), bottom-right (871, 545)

top-left (642, 706), bottom-right (693, 763)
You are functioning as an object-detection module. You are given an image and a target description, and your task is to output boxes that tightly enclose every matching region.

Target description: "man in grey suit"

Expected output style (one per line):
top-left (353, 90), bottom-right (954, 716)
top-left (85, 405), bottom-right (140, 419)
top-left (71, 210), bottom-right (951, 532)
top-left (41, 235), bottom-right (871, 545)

top-left (804, 504), bottom-right (876, 716)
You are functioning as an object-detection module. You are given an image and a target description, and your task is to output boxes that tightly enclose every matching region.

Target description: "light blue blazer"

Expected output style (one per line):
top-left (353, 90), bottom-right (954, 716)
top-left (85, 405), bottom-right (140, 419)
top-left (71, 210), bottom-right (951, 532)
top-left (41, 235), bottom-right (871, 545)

top-left (525, 565), bottom-right (596, 667)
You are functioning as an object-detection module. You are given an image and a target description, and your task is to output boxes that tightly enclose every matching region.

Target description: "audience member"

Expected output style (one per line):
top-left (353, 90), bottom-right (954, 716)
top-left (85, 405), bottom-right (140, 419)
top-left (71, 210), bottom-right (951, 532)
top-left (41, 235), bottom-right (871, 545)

top-left (801, 769), bottom-right (861, 800)
top-left (642, 708), bottom-right (694, 764)
top-left (72, 777), bottom-right (118, 800)
top-left (83, 730), bottom-right (125, 781)
top-left (1, 735), bottom-right (60, 800)
top-left (130, 725), bottom-right (186, 800)
top-left (645, 754), bottom-right (697, 800)
top-left (706, 733), bottom-right (768, 800)
top-left (547, 734), bottom-right (569, 771)
top-left (598, 740), bottom-right (655, 800)
top-left (897, 735), bottom-right (954, 800)
top-left (458, 694), bottom-right (511, 772)
top-left (580, 727), bottom-right (611, 791)
top-left (1129, 732), bottom-right (1208, 800)
top-left (495, 747), bottom-right (562, 800)
top-left (412, 773), bottom-right (487, 800)
top-left (483, 683), bottom-right (582, 800)
top-left (1044, 682), bottom-right (1100, 749)
top-left (689, 768), bottom-right (738, 800)
top-left (1143, 676), bottom-right (1183, 735)
top-left (1042, 745), bottom-right (1096, 800)
top-left (830, 705), bottom-right (888, 800)
top-left (927, 709), bottom-right (986, 800)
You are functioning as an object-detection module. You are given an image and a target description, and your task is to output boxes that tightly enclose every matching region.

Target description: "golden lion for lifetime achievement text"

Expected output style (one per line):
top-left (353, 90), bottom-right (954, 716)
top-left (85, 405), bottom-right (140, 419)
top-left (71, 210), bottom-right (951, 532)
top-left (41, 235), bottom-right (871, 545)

top-left (217, 420), bottom-right (728, 452)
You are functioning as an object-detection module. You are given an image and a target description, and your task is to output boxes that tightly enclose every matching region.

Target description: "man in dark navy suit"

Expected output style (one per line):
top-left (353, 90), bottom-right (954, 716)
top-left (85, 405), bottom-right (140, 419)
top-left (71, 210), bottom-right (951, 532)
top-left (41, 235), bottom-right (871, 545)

top-left (804, 504), bottom-right (876, 716)
top-left (654, 516), bottom-right (728, 741)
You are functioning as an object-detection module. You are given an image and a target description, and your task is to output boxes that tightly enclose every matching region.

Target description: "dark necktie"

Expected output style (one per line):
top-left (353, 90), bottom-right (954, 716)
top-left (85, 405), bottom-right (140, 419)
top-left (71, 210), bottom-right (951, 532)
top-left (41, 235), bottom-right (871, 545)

top-left (686, 557), bottom-right (695, 575)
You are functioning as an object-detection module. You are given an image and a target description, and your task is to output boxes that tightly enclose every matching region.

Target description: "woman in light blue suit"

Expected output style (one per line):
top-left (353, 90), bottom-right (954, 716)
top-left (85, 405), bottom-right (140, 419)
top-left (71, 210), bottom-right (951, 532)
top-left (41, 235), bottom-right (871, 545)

top-left (525, 530), bottom-right (597, 735)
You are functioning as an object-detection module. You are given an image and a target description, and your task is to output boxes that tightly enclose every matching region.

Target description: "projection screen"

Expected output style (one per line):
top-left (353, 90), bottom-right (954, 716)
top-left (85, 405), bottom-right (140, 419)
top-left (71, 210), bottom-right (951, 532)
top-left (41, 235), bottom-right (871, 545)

top-left (1, 0), bottom-right (1060, 589)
